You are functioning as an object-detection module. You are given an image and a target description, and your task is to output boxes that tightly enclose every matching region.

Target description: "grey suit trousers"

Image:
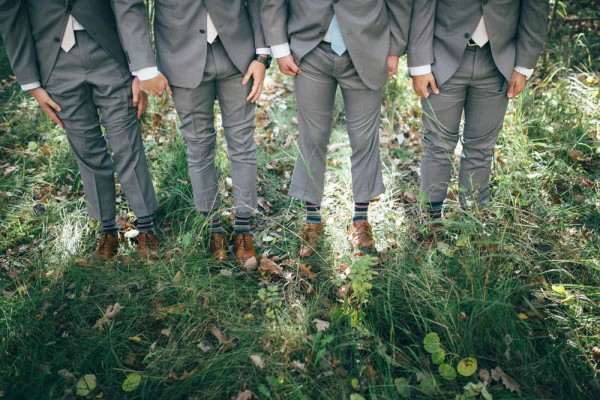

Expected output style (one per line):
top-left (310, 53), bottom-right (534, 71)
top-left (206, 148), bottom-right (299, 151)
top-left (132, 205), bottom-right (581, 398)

top-left (420, 44), bottom-right (509, 211)
top-left (170, 40), bottom-right (257, 215)
top-left (290, 43), bottom-right (385, 204)
top-left (45, 31), bottom-right (158, 222)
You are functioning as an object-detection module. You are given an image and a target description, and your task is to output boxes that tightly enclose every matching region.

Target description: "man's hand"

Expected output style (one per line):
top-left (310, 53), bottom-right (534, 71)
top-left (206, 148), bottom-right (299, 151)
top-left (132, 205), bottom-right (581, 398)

top-left (242, 59), bottom-right (267, 103)
top-left (411, 73), bottom-right (439, 99)
top-left (507, 71), bottom-right (526, 99)
top-left (132, 77), bottom-right (148, 119)
top-left (387, 55), bottom-right (400, 77)
top-left (140, 73), bottom-right (171, 96)
top-left (29, 87), bottom-right (64, 127)
top-left (276, 55), bottom-right (301, 76)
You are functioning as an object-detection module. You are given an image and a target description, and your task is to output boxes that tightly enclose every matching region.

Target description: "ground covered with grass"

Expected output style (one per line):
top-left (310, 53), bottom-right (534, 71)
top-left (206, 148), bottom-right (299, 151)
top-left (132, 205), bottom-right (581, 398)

top-left (1, 9), bottom-right (599, 400)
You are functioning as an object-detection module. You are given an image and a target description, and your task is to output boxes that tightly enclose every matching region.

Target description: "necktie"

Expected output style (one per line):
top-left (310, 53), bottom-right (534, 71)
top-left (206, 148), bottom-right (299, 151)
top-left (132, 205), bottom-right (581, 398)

top-left (471, 16), bottom-right (489, 47)
top-left (207, 13), bottom-right (219, 44)
top-left (330, 15), bottom-right (347, 56)
top-left (61, 15), bottom-right (76, 52)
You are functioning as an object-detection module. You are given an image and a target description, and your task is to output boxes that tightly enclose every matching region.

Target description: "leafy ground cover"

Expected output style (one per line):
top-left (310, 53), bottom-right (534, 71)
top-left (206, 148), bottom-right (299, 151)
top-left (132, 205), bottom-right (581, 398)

top-left (0, 4), bottom-right (598, 399)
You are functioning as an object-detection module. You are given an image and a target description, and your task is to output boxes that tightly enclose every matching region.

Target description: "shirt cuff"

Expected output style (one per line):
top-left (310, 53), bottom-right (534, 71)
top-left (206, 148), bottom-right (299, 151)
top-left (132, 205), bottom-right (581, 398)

top-left (256, 48), bottom-right (271, 56)
top-left (514, 66), bottom-right (534, 80)
top-left (408, 65), bottom-right (432, 76)
top-left (22, 82), bottom-right (41, 91)
top-left (271, 43), bottom-right (291, 59)
top-left (133, 67), bottom-right (160, 81)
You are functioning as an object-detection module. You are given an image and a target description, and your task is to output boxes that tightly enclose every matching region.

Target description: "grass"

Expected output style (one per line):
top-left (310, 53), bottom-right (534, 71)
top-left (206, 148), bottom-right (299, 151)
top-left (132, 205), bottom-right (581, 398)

top-left (1, 7), bottom-right (599, 399)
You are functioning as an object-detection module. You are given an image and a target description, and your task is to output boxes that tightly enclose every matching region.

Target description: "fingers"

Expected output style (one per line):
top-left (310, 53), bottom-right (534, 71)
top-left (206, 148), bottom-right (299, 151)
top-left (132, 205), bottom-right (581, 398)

top-left (44, 105), bottom-right (64, 128)
top-left (277, 56), bottom-right (301, 76)
top-left (164, 80), bottom-right (172, 96)
top-left (247, 80), bottom-right (262, 103)
top-left (137, 92), bottom-right (148, 119)
top-left (507, 81), bottom-right (516, 99)
top-left (242, 70), bottom-right (252, 86)
top-left (132, 85), bottom-right (139, 107)
top-left (430, 78), bottom-right (440, 95)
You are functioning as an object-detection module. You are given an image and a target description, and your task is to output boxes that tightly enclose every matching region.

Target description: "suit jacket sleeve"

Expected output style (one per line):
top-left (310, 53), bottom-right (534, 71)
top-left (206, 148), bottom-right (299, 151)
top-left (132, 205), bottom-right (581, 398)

top-left (260, 0), bottom-right (289, 46)
top-left (247, 0), bottom-right (267, 50)
top-left (111, 0), bottom-right (156, 72)
top-left (515, 0), bottom-right (549, 69)
top-left (386, 0), bottom-right (413, 56)
top-left (0, 0), bottom-right (40, 85)
top-left (407, 0), bottom-right (435, 67)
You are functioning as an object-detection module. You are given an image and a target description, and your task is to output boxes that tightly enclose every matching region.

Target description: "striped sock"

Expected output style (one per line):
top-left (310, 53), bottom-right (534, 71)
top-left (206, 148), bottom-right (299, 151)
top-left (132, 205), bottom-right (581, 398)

top-left (352, 202), bottom-right (369, 223)
top-left (136, 215), bottom-right (155, 233)
top-left (234, 213), bottom-right (251, 234)
top-left (102, 217), bottom-right (118, 238)
top-left (305, 203), bottom-right (322, 224)
top-left (203, 212), bottom-right (226, 234)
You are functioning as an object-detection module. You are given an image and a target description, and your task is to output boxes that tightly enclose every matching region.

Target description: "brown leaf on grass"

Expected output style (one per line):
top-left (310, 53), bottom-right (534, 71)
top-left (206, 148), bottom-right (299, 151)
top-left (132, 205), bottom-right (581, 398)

top-left (93, 303), bottom-right (122, 330)
top-left (242, 256), bottom-right (258, 271)
top-left (160, 328), bottom-right (172, 338)
top-left (479, 369), bottom-right (491, 386)
top-left (592, 346), bottom-right (600, 363)
top-left (299, 263), bottom-right (317, 280)
top-left (313, 319), bottom-right (330, 332)
top-left (173, 271), bottom-right (183, 284)
top-left (568, 149), bottom-right (585, 163)
top-left (74, 258), bottom-right (89, 267)
top-left (233, 390), bottom-right (256, 400)
top-left (211, 326), bottom-right (237, 351)
top-left (249, 354), bottom-right (266, 370)
top-left (257, 197), bottom-right (272, 213)
top-left (202, 296), bottom-right (210, 309)
top-left (402, 192), bottom-right (418, 203)
top-left (258, 256), bottom-right (283, 276)
top-left (491, 366), bottom-right (521, 396)
top-left (219, 269), bottom-right (233, 277)
top-left (291, 360), bottom-right (306, 372)
top-left (167, 369), bottom-right (197, 381)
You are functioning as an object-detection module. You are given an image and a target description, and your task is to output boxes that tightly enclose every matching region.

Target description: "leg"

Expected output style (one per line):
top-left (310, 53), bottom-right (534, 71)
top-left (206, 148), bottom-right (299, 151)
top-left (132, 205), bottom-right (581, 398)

top-left (43, 35), bottom-right (116, 223)
top-left (290, 46), bottom-right (338, 204)
top-left (419, 55), bottom-right (472, 213)
top-left (213, 42), bottom-right (258, 217)
top-left (170, 80), bottom-right (218, 213)
top-left (459, 47), bottom-right (509, 206)
top-left (82, 32), bottom-right (158, 220)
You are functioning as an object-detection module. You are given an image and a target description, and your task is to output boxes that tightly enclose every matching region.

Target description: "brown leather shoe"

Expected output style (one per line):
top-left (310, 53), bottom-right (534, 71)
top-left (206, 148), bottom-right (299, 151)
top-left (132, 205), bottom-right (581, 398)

top-left (138, 231), bottom-right (160, 259)
top-left (210, 233), bottom-right (229, 262)
top-left (351, 220), bottom-right (376, 254)
top-left (299, 222), bottom-right (325, 259)
top-left (234, 233), bottom-right (256, 264)
top-left (93, 233), bottom-right (119, 260)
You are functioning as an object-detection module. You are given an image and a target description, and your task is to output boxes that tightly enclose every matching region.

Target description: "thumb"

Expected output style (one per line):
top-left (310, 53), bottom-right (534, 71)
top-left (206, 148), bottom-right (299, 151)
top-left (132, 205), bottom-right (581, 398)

top-left (48, 97), bottom-right (62, 113)
top-left (165, 81), bottom-right (172, 96)
top-left (507, 81), bottom-right (516, 99)
top-left (132, 87), bottom-right (139, 106)
top-left (242, 70), bottom-right (252, 85)
top-left (430, 78), bottom-right (439, 95)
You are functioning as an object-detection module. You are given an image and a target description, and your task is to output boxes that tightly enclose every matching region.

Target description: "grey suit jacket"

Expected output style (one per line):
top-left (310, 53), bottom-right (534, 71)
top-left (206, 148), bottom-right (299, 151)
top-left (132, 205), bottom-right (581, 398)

top-left (408, 0), bottom-right (549, 86)
top-left (0, 0), bottom-right (129, 87)
top-left (261, 0), bottom-right (413, 90)
top-left (114, 0), bottom-right (267, 89)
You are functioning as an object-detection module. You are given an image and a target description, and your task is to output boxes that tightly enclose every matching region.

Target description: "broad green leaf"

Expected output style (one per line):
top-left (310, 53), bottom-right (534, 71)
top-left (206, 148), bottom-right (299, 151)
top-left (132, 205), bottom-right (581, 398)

top-left (431, 349), bottom-right (445, 365)
top-left (76, 374), bottom-right (96, 397)
top-left (314, 348), bottom-right (327, 364)
top-left (457, 357), bottom-right (478, 377)
top-left (423, 332), bottom-right (441, 354)
top-left (122, 373), bottom-right (141, 392)
top-left (394, 377), bottom-right (411, 398)
top-left (438, 363), bottom-right (457, 381)
top-left (551, 285), bottom-right (566, 296)
top-left (182, 233), bottom-right (193, 248)
top-left (27, 141), bottom-right (38, 151)
top-left (418, 374), bottom-right (437, 395)
top-left (351, 378), bottom-right (360, 390)
top-left (350, 394), bottom-right (366, 400)
top-left (258, 383), bottom-right (272, 399)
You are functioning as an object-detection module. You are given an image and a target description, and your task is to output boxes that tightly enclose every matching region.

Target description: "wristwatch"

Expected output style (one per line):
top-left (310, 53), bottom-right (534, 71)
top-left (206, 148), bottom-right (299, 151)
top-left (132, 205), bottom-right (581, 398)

top-left (255, 54), bottom-right (272, 69)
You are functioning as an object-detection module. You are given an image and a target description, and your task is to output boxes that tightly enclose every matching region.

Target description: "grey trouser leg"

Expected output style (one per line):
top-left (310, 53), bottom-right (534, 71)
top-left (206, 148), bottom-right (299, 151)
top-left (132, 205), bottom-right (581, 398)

top-left (171, 40), bottom-right (257, 215)
top-left (420, 44), bottom-right (509, 210)
top-left (290, 43), bottom-right (385, 204)
top-left (44, 31), bottom-right (158, 221)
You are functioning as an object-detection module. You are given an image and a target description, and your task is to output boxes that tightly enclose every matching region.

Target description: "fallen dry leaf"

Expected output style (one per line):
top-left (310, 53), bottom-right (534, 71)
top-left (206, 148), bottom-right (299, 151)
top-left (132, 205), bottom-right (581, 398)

top-left (299, 264), bottom-right (317, 280)
top-left (211, 326), bottom-right (237, 351)
top-left (74, 258), bottom-right (89, 267)
top-left (491, 366), bottom-right (521, 396)
top-left (313, 318), bottom-right (330, 332)
top-left (160, 328), bottom-right (172, 337)
top-left (243, 256), bottom-right (258, 271)
top-left (219, 269), bottom-right (233, 277)
top-left (568, 149), bottom-right (585, 162)
top-left (258, 256), bottom-right (283, 276)
top-left (249, 354), bottom-right (266, 370)
top-left (93, 303), bottom-right (122, 330)
top-left (479, 369), bottom-right (491, 386)
top-left (173, 271), bottom-right (183, 284)
top-left (233, 390), bottom-right (256, 400)
top-left (167, 369), bottom-right (196, 381)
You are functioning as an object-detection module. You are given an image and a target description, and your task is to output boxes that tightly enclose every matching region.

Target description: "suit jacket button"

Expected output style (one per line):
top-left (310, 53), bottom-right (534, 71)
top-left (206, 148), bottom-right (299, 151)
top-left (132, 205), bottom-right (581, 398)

top-left (199, 29), bottom-right (205, 33)
top-left (464, 33), bottom-right (471, 39)
top-left (54, 37), bottom-right (61, 42)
